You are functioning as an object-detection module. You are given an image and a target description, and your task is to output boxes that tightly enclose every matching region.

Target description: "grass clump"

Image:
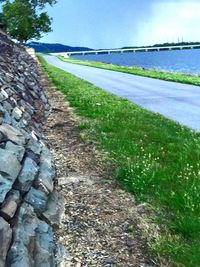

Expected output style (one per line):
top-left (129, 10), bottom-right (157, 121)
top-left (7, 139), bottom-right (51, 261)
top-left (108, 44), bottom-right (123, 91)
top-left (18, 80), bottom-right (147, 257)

top-left (39, 56), bottom-right (200, 267)
top-left (59, 56), bottom-right (200, 86)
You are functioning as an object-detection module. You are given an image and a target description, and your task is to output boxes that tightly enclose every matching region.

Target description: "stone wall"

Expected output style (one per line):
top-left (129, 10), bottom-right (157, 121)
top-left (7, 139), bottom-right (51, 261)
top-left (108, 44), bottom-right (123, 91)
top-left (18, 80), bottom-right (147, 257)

top-left (0, 32), bottom-right (62, 266)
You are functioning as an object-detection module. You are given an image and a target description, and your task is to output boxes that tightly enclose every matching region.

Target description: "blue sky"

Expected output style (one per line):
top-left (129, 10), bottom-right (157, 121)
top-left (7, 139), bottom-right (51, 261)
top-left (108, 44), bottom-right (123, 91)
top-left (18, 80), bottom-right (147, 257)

top-left (41, 0), bottom-right (200, 49)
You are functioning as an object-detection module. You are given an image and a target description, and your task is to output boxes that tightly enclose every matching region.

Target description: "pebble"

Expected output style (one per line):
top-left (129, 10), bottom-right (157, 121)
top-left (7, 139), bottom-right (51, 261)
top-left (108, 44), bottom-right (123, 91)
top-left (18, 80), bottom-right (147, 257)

top-left (104, 258), bottom-right (115, 265)
top-left (126, 239), bottom-right (135, 248)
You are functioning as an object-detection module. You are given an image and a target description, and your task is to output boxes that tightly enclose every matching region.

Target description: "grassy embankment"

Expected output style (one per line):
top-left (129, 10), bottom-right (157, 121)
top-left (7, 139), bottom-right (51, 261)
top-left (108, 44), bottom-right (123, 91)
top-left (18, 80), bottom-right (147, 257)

top-left (58, 56), bottom-right (200, 86)
top-left (39, 56), bottom-right (200, 267)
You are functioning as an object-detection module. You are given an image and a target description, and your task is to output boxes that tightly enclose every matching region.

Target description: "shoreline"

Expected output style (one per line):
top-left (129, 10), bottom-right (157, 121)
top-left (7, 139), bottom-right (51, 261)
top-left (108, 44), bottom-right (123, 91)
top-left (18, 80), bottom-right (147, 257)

top-left (58, 55), bottom-right (200, 87)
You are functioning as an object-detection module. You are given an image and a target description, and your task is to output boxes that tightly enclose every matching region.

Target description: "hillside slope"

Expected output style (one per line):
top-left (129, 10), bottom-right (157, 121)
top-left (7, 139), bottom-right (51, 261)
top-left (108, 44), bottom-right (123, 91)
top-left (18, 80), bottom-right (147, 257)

top-left (26, 41), bottom-right (93, 53)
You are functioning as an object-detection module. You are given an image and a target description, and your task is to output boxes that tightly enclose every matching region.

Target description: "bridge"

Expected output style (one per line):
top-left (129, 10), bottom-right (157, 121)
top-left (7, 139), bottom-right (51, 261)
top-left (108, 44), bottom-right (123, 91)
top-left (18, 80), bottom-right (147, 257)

top-left (52, 44), bottom-right (200, 57)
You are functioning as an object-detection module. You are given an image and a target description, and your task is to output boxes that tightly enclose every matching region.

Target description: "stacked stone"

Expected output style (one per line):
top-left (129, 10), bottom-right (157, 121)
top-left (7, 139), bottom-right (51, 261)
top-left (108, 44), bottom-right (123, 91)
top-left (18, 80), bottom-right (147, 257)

top-left (0, 32), bottom-right (62, 267)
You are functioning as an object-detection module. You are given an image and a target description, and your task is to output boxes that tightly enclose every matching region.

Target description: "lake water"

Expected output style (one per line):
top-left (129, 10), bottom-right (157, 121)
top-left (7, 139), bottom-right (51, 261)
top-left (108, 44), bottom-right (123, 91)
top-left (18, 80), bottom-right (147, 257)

top-left (72, 49), bottom-right (200, 75)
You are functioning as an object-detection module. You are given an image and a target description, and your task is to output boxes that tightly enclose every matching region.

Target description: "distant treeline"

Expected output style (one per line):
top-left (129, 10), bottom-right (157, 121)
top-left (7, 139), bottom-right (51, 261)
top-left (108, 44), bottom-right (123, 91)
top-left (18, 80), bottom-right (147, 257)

top-left (122, 42), bottom-right (200, 49)
top-left (26, 42), bottom-right (93, 53)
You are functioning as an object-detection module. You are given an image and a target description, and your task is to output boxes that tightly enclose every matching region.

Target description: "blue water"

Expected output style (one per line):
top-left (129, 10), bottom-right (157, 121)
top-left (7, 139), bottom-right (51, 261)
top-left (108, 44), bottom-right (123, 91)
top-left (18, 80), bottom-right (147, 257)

top-left (73, 49), bottom-right (200, 75)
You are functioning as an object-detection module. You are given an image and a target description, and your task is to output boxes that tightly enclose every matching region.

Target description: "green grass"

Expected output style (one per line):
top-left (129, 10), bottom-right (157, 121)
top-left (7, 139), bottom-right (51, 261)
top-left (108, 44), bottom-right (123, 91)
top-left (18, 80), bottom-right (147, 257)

top-left (39, 56), bottom-right (200, 267)
top-left (58, 56), bottom-right (200, 86)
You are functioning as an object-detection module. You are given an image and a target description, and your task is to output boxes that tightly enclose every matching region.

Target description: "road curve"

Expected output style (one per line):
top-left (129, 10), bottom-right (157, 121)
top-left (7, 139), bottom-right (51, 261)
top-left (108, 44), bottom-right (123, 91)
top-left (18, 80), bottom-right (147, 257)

top-left (43, 55), bottom-right (200, 132)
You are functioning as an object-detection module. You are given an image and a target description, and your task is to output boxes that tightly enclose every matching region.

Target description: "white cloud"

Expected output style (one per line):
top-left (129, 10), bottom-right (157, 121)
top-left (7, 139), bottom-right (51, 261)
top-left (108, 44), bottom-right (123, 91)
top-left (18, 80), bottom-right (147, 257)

top-left (179, 3), bottom-right (200, 18)
top-left (136, 1), bottom-right (200, 45)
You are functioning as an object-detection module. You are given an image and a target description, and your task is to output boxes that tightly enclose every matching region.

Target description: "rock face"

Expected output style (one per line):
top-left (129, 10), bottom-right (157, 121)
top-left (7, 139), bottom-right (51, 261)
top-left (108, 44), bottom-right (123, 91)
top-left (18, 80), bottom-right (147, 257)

top-left (0, 31), bottom-right (61, 266)
top-left (0, 217), bottom-right (12, 266)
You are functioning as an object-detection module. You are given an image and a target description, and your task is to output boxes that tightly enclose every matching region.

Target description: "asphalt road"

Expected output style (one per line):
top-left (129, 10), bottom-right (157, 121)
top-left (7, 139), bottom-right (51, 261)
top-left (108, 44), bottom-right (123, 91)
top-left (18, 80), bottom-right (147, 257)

top-left (43, 55), bottom-right (200, 132)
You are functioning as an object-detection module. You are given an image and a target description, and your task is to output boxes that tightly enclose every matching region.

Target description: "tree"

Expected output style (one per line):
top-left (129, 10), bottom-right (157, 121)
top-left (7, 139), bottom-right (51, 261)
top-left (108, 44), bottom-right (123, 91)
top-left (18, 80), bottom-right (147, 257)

top-left (0, 12), bottom-right (6, 28)
top-left (0, 0), bottom-right (57, 43)
top-left (0, 0), bottom-right (57, 6)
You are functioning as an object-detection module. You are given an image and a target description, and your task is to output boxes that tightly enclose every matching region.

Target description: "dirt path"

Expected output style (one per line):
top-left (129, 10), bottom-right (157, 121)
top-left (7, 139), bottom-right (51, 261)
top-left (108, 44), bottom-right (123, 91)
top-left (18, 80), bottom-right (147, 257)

top-left (40, 74), bottom-right (156, 267)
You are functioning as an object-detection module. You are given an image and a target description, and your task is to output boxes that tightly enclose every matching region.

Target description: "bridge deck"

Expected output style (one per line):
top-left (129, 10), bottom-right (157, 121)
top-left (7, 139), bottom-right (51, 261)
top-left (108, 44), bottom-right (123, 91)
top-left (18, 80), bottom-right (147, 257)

top-left (52, 44), bottom-right (200, 57)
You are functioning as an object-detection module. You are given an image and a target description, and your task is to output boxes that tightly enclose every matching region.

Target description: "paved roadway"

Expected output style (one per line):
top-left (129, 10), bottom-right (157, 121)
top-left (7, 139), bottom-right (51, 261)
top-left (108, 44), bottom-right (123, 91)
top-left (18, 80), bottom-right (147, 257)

top-left (43, 55), bottom-right (200, 132)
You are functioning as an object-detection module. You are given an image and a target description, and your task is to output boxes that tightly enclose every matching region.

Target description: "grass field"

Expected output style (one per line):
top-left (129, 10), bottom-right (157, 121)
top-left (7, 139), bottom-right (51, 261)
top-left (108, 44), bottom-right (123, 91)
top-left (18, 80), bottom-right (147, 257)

top-left (58, 56), bottom-right (200, 87)
top-left (39, 56), bottom-right (200, 267)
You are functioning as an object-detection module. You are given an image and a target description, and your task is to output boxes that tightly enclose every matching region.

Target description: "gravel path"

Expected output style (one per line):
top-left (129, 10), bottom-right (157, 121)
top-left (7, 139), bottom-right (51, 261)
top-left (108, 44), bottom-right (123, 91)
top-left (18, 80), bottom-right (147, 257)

top-left (40, 73), bottom-right (156, 267)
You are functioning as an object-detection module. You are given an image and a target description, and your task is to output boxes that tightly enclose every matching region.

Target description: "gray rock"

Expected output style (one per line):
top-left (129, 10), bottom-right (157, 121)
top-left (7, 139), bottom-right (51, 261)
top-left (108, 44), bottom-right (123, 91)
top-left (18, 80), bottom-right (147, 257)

top-left (0, 149), bottom-right (21, 203)
top-left (0, 114), bottom-right (3, 124)
top-left (25, 187), bottom-right (48, 214)
top-left (22, 112), bottom-right (32, 124)
top-left (27, 137), bottom-right (41, 155)
top-left (34, 221), bottom-right (55, 267)
top-left (0, 92), bottom-right (4, 102)
top-left (0, 103), bottom-right (5, 114)
top-left (20, 128), bottom-right (31, 141)
top-left (5, 141), bottom-right (25, 161)
top-left (3, 100), bottom-right (13, 114)
top-left (3, 110), bottom-right (12, 124)
top-left (37, 146), bottom-right (55, 193)
top-left (0, 131), bottom-right (6, 143)
top-left (56, 244), bottom-right (73, 265)
top-left (10, 96), bottom-right (17, 106)
top-left (5, 88), bottom-right (13, 97)
top-left (0, 124), bottom-right (26, 145)
top-left (0, 217), bottom-right (12, 267)
top-left (6, 203), bottom-right (38, 267)
top-left (22, 119), bottom-right (28, 127)
top-left (26, 150), bottom-right (40, 165)
top-left (1, 89), bottom-right (8, 100)
top-left (11, 118), bottom-right (27, 130)
top-left (17, 157), bottom-right (38, 192)
top-left (0, 148), bottom-right (21, 178)
top-left (43, 191), bottom-right (65, 227)
top-left (20, 100), bottom-right (34, 116)
top-left (1, 190), bottom-right (21, 219)
top-left (40, 93), bottom-right (48, 104)
top-left (4, 72), bottom-right (13, 83)
top-left (12, 107), bottom-right (23, 120)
